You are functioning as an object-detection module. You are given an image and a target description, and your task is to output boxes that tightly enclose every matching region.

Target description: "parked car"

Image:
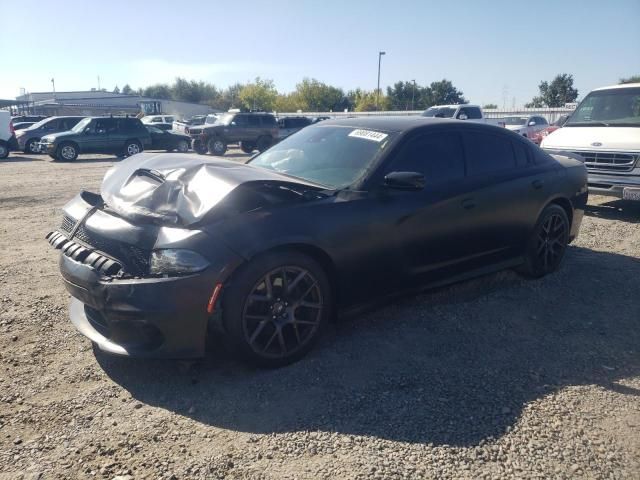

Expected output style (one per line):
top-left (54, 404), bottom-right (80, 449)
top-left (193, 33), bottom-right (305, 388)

top-left (148, 122), bottom-right (174, 131)
top-left (15, 116), bottom-right (85, 154)
top-left (422, 104), bottom-right (505, 127)
top-left (188, 112), bottom-right (278, 155)
top-left (172, 115), bottom-right (210, 133)
top-left (13, 122), bottom-right (36, 131)
top-left (278, 116), bottom-right (312, 140)
top-left (503, 115), bottom-right (549, 138)
top-left (39, 116), bottom-right (151, 161)
top-left (47, 117), bottom-right (587, 366)
top-left (141, 115), bottom-right (175, 125)
top-left (11, 115), bottom-right (48, 124)
top-left (0, 110), bottom-right (18, 159)
top-left (145, 125), bottom-right (190, 152)
top-left (531, 114), bottom-right (570, 145)
top-left (542, 82), bottom-right (640, 200)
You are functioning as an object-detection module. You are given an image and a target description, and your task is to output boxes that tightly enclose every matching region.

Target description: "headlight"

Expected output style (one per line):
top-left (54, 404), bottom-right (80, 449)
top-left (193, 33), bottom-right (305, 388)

top-left (41, 136), bottom-right (53, 143)
top-left (149, 249), bottom-right (210, 275)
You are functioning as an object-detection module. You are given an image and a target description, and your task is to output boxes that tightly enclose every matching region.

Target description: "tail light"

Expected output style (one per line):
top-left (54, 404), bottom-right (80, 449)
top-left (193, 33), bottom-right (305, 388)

top-left (9, 122), bottom-right (15, 135)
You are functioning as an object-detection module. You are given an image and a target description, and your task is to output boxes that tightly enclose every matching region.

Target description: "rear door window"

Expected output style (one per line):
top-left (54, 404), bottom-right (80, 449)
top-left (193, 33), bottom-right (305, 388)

top-left (261, 115), bottom-right (276, 127)
top-left (248, 115), bottom-right (261, 127)
top-left (233, 115), bottom-right (248, 126)
top-left (463, 132), bottom-right (517, 176)
top-left (512, 139), bottom-right (531, 167)
top-left (389, 131), bottom-right (465, 186)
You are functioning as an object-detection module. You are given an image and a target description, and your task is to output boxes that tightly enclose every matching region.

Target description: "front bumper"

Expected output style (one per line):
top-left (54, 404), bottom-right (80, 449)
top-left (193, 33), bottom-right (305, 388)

top-left (39, 142), bottom-right (55, 154)
top-left (587, 171), bottom-right (640, 199)
top-left (60, 252), bottom-right (220, 358)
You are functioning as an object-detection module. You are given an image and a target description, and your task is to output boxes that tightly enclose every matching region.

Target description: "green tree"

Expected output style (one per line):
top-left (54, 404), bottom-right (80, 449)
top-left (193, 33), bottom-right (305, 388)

top-left (274, 92), bottom-right (304, 112)
top-left (425, 79), bottom-right (467, 106)
top-left (171, 78), bottom-right (219, 104)
top-left (143, 83), bottom-right (172, 100)
top-left (483, 103), bottom-right (498, 109)
top-left (112, 85), bottom-right (120, 94)
top-left (121, 84), bottom-right (134, 95)
top-left (386, 81), bottom-right (423, 110)
top-left (294, 78), bottom-right (344, 111)
top-left (619, 75), bottom-right (640, 84)
top-left (526, 74), bottom-right (578, 107)
top-left (238, 77), bottom-right (278, 111)
top-left (351, 89), bottom-right (390, 112)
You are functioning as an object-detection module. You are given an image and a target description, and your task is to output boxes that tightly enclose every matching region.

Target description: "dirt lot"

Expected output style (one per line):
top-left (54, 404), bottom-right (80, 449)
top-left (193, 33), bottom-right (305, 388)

top-left (1, 151), bottom-right (639, 480)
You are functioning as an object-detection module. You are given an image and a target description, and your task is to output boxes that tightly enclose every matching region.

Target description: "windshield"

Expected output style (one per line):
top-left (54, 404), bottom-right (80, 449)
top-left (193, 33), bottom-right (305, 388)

top-left (205, 115), bottom-right (218, 124)
top-left (248, 125), bottom-right (395, 188)
top-left (422, 107), bottom-right (456, 118)
top-left (566, 87), bottom-right (640, 127)
top-left (71, 117), bottom-right (92, 132)
top-left (503, 116), bottom-right (527, 125)
top-left (29, 118), bottom-right (52, 130)
top-left (211, 113), bottom-right (234, 126)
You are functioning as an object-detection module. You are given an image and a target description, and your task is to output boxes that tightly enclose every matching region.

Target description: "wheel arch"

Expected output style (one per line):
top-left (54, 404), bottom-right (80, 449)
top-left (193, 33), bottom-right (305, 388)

top-left (222, 242), bottom-right (340, 320)
top-left (547, 196), bottom-right (573, 229)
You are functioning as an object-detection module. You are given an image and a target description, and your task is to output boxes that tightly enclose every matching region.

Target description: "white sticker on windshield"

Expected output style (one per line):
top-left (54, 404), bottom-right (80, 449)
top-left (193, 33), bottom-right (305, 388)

top-left (348, 129), bottom-right (388, 143)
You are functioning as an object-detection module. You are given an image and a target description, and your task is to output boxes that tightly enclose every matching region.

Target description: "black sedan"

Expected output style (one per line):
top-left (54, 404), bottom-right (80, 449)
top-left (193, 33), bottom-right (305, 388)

top-left (47, 117), bottom-right (587, 367)
top-left (145, 125), bottom-right (190, 152)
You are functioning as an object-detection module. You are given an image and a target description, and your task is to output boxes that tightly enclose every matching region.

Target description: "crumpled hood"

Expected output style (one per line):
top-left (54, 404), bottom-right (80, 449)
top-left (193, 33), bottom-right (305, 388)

top-left (101, 152), bottom-right (322, 226)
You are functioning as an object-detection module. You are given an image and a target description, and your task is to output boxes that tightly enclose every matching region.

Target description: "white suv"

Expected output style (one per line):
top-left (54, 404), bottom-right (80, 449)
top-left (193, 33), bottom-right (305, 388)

top-left (542, 83), bottom-right (640, 201)
top-left (0, 110), bottom-right (17, 159)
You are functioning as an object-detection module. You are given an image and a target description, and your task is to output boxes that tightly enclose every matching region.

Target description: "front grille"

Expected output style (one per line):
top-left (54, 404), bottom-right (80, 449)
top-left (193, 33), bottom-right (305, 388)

top-left (74, 224), bottom-right (149, 275)
top-left (188, 129), bottom-right (202, 136)
top-left (60, 214), bottom-right (76, 233)
top-left (573, 151), bottom-right (638, 172)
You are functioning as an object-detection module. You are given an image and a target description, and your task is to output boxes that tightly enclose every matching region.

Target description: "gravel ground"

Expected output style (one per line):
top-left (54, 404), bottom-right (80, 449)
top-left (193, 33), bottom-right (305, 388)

top-left (1, 151), bottom-right (639, 480)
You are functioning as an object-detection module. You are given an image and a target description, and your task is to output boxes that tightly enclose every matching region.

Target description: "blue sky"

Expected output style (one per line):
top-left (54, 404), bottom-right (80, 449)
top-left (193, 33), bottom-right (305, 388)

top-left (1, 0), bottom-right (638, 106)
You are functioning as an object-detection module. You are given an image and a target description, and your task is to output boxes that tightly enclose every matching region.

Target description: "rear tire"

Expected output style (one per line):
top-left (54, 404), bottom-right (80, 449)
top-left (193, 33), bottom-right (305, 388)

top-left (222, 251), bottom-right (332, 368)
top-left (176, 139), bottom-right (189, 153)
top-left (207, 137), bottom-right (227, 156)
top-left (123, 140), bottom-right (142, 157)
top-left (518, 204), bottom-right (570, 278)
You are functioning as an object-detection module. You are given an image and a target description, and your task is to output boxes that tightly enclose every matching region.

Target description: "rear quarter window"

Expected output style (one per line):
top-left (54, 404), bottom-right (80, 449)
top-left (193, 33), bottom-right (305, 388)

top-left (261, 115), bottom-right (277, 126)
top-left (463, 132), bottom-right (517, 176)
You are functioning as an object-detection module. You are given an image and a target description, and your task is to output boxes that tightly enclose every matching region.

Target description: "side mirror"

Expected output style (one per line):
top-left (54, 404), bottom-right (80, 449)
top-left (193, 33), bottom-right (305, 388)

top-left (528, 121), bottom-right (536, 126)
top-left (383, 171), bottom-right (425, 191)
top-left (458, 113), bottom-right (468, 120)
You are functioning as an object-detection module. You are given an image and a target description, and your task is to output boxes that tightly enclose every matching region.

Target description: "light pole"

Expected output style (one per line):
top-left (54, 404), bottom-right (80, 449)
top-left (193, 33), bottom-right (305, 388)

top-left (376, 51), bottom-right (386, 111)
top-left (411, 79), bottom-right (416, 111)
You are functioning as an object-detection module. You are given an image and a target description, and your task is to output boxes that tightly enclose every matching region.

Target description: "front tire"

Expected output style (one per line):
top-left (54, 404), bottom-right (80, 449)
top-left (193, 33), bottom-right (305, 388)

top-left (519, 204), bottom-right (570, 278)
top-left (192, 139), bottom-right (207, 155)
top-left (240, 142), bottom-right (255, 154)
top-left (256, 136), bottom-right (272, 152)
top-left (56, 142), bottom-right (78, 161)
top-left (207, 137), bottom-right (227, 156)
top-left (222, 252), bottom-right (332, 368)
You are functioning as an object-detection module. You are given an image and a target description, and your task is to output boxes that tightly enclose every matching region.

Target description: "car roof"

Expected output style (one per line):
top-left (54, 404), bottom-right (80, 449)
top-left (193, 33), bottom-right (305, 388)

top-left (593, 82), bottom-right (640, 91)
top-left (427, 104), bottom-right (481, 109)
top-left (316, 116), bottom-right (463, 132)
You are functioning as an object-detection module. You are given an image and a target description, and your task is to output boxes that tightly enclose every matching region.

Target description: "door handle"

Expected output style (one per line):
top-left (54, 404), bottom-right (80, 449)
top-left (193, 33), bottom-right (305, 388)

top-left (532, 179), bottom-right (544, 190)
top-left (461, 198), bottom-right (476, 210)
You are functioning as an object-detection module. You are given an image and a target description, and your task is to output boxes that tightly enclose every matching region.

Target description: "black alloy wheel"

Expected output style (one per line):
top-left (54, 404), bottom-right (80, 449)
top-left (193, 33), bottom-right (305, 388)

top-left (520, 204), bottom-right (569, 278)
top-left (222, 252), bottom-right (331, 367)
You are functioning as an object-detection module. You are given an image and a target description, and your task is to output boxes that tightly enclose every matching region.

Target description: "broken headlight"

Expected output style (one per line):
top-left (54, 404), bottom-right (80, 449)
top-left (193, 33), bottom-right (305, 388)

top-left (149, 249), bottom-right (210, 275)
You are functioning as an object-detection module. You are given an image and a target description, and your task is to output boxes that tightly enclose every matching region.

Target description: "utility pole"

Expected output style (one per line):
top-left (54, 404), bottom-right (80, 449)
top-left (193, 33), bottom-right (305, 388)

top-left (51, 78), bottom-right (56, 98)
top-left (97, 75), bottom-right (101, 91)
top-left (411, 79), bottom-right (416, 111)
top-left (376, 51), bottom-right (386, 111)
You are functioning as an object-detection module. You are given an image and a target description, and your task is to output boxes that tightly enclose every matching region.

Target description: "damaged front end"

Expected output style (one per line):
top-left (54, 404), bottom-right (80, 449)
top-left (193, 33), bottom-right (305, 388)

top-left (47, 153), bottom-right (326, 358)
